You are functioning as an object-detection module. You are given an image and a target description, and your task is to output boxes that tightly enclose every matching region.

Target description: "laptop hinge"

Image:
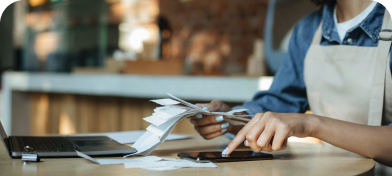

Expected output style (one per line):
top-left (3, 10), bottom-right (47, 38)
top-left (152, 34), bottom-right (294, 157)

top-left (2, 138), bottom-right (12, 156)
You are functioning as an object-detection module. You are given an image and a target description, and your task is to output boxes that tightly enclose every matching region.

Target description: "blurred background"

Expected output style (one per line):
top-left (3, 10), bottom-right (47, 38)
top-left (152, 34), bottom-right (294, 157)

top-left (0, 0), bottom-right (317, 136)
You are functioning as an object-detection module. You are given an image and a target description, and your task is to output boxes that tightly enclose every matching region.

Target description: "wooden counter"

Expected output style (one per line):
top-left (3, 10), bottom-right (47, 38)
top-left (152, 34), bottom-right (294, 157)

top-left (0, 135), bottom-right (375, 176)
top-left (1, 72), bottom-right (273, 136)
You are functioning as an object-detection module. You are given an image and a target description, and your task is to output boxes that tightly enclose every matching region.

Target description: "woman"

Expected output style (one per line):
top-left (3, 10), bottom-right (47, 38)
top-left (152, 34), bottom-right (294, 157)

top-left (189, 0), bottom-right (392, 167)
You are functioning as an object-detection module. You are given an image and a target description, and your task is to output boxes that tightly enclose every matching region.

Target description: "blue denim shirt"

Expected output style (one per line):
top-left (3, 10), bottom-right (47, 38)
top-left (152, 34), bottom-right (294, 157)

top-left (236, 2), bottom-right (392, 115)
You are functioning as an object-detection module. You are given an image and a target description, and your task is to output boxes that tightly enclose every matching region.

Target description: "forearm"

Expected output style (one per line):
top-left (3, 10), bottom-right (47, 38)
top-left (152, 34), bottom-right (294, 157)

top-left (309, 115), bottom-right (392, 166)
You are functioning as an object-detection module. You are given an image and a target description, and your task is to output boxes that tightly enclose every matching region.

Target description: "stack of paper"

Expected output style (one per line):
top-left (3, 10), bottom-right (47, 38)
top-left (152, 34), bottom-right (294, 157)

top-left (126, 93), bottom-right (248, 157)
top-left (77, 151), bottom-right (218, 171)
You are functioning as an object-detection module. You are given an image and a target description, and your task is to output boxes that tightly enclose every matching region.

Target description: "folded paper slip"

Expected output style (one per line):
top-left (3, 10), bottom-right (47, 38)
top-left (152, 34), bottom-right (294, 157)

top-left (126, 93), bottom-right (251, 157)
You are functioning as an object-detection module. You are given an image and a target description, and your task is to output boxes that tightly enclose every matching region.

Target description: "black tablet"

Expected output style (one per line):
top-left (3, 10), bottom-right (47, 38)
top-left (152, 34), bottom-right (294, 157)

top-left (178, 151), bottom-right (274, 163)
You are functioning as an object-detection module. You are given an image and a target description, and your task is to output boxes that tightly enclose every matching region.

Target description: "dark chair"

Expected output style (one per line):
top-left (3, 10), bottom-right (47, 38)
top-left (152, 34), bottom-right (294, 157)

top-left (264, 0), bottom-right (318, 74)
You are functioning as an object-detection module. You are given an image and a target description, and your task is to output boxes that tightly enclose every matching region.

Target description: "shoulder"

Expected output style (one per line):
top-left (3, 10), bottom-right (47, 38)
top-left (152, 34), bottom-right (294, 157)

top-left (292, 9), bottom-right (323, 44)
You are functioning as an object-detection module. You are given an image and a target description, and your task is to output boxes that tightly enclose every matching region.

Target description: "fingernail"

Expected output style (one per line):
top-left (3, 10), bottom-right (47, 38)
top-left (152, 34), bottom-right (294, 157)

top-left (215, 116), bottom-right (224, 121)
top-left (196, 113), bottom-right (203, 118)
top-left (222, 148), bottom-right (229, 155)
top-left (244, 140), bottom-right (249, 147)
top-left (221, 122), bottom-right (229, 129)
top-left (221, 129), bottom-right (227, 133)
top-left (203, 107), bottom-right (210, 111)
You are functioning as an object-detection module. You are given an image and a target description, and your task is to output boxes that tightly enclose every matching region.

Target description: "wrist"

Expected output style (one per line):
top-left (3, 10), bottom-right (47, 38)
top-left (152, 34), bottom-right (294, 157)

top-left (305, 114), bottom-right (322, 138)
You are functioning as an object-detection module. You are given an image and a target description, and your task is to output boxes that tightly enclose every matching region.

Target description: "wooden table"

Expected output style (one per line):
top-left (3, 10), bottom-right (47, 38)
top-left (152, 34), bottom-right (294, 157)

top-left (0, 135), bottom-right (375, 176)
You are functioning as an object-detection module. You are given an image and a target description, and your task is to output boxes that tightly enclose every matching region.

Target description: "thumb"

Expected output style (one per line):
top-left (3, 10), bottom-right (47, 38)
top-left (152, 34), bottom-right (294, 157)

top-left (194, 103), bottom-right (211, 110)
top-left (209, 100), bottom-right (230, 112)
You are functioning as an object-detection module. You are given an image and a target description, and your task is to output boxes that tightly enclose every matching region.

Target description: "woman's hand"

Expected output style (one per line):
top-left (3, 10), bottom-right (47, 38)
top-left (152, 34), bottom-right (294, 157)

top-left (189, 100), bottom-right (243, 140)
top-left (223, 112), bottom-right (316, 154)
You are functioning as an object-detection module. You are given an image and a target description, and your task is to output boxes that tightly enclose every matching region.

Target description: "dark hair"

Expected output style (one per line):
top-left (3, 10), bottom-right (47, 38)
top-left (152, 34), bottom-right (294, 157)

top-left (311, 0), bottom-right (333, 6)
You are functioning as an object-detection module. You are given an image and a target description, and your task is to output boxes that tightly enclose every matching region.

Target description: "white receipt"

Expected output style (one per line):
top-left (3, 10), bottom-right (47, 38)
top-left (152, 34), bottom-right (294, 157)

top-left (152, 107), bottom-right (186, 121)
top-left (126, 124), bottom-right (178, 157)
top-left (167, 93), bottom-right (205, 111)
top-left (129, 93), bottom-right (249, 156)
top-left (124, 160), bottom-right (218, 170)
top-left (76, 151), bottom-right (162, 165)
top-left (130, 131), bottom-right (161, 155)
top-left (77, 151), bottom-right (218, 171)
top-left (150, 99), bottom-right (181, 106)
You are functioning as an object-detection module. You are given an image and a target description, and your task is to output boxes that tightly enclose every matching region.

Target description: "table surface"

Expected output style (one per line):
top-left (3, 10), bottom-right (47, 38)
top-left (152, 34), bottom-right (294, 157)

top-left (0, 135), bottom-right (375, 176)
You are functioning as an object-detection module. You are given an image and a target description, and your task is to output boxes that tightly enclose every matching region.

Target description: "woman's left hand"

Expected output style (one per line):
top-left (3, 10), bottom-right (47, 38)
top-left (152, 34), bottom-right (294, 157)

top-left (224, 112), bottom-right (316, 155)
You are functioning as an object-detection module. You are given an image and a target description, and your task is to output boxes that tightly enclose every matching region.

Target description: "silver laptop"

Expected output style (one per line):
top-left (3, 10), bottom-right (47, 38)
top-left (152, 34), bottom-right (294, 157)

top-left (0, 121), bottom-right (136, 157)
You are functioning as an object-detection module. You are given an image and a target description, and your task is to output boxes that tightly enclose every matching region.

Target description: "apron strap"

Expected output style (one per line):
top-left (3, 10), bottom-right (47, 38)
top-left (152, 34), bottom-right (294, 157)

top-left (311, 23), bottom-right (323, 45)
top-left (368, 10), bottom-right (392, 126)
top-left (382, 54), bottom-right (392, 124)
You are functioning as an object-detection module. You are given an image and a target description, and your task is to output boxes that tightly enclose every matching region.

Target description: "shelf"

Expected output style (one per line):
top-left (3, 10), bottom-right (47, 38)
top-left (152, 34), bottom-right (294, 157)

top-left (2, 72), bottom-right (272, 102)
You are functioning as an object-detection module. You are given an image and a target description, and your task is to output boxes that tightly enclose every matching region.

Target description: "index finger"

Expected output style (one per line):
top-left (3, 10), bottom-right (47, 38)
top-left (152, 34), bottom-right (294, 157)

top-left (223, 113), bottom-right (264, 155)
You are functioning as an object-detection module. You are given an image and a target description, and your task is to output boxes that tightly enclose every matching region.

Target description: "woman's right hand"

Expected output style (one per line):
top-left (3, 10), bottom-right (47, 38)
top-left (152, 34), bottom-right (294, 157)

top-left (189, 100), bottom-right (244, 140)
top-left (224, 112), bottom-right (315, 155)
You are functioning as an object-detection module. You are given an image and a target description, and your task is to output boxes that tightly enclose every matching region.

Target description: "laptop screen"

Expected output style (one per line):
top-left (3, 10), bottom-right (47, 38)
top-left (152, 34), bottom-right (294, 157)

top-left (0, 0), bottom-right (15, 153)
top-left (0, 120), bottom-right (10, 155)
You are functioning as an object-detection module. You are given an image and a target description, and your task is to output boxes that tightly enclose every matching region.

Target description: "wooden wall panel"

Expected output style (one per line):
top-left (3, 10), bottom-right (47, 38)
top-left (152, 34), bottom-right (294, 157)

top-left (119, 98), bottom-right (144, 131)
top-left (59, 94), bottom-right (77, 135)
top-left (29, 94), bottom-right (233, 135)
top-left (30, 93), bottom-right (50, 135)
top-left (76, 95), bottom-right (97, 133)
top-left (29, 93), bottom-right (38, 135)
top-left (48, 94), bottom-right (61, 134)
top-left (102, 97), bottom-right (120, 132)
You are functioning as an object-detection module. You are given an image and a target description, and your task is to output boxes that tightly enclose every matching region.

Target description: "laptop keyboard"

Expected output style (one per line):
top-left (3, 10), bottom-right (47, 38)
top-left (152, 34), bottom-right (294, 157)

top-left (12, 137), bottom-right (81, 152)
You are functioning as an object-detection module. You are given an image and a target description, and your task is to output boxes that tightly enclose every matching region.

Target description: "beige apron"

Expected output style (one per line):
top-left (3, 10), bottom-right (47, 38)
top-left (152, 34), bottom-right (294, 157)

top-left (304, 11), bottom-right (392, 126)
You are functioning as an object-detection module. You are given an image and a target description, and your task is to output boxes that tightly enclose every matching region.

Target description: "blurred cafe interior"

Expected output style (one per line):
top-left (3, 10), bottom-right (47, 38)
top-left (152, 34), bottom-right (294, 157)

top-left (0, 0), bottom-right (317, 137)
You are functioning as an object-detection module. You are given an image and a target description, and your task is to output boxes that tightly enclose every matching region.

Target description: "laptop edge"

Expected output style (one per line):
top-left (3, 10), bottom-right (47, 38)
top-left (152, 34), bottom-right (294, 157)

top-left (0, 120), bottom-right (137, 158)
